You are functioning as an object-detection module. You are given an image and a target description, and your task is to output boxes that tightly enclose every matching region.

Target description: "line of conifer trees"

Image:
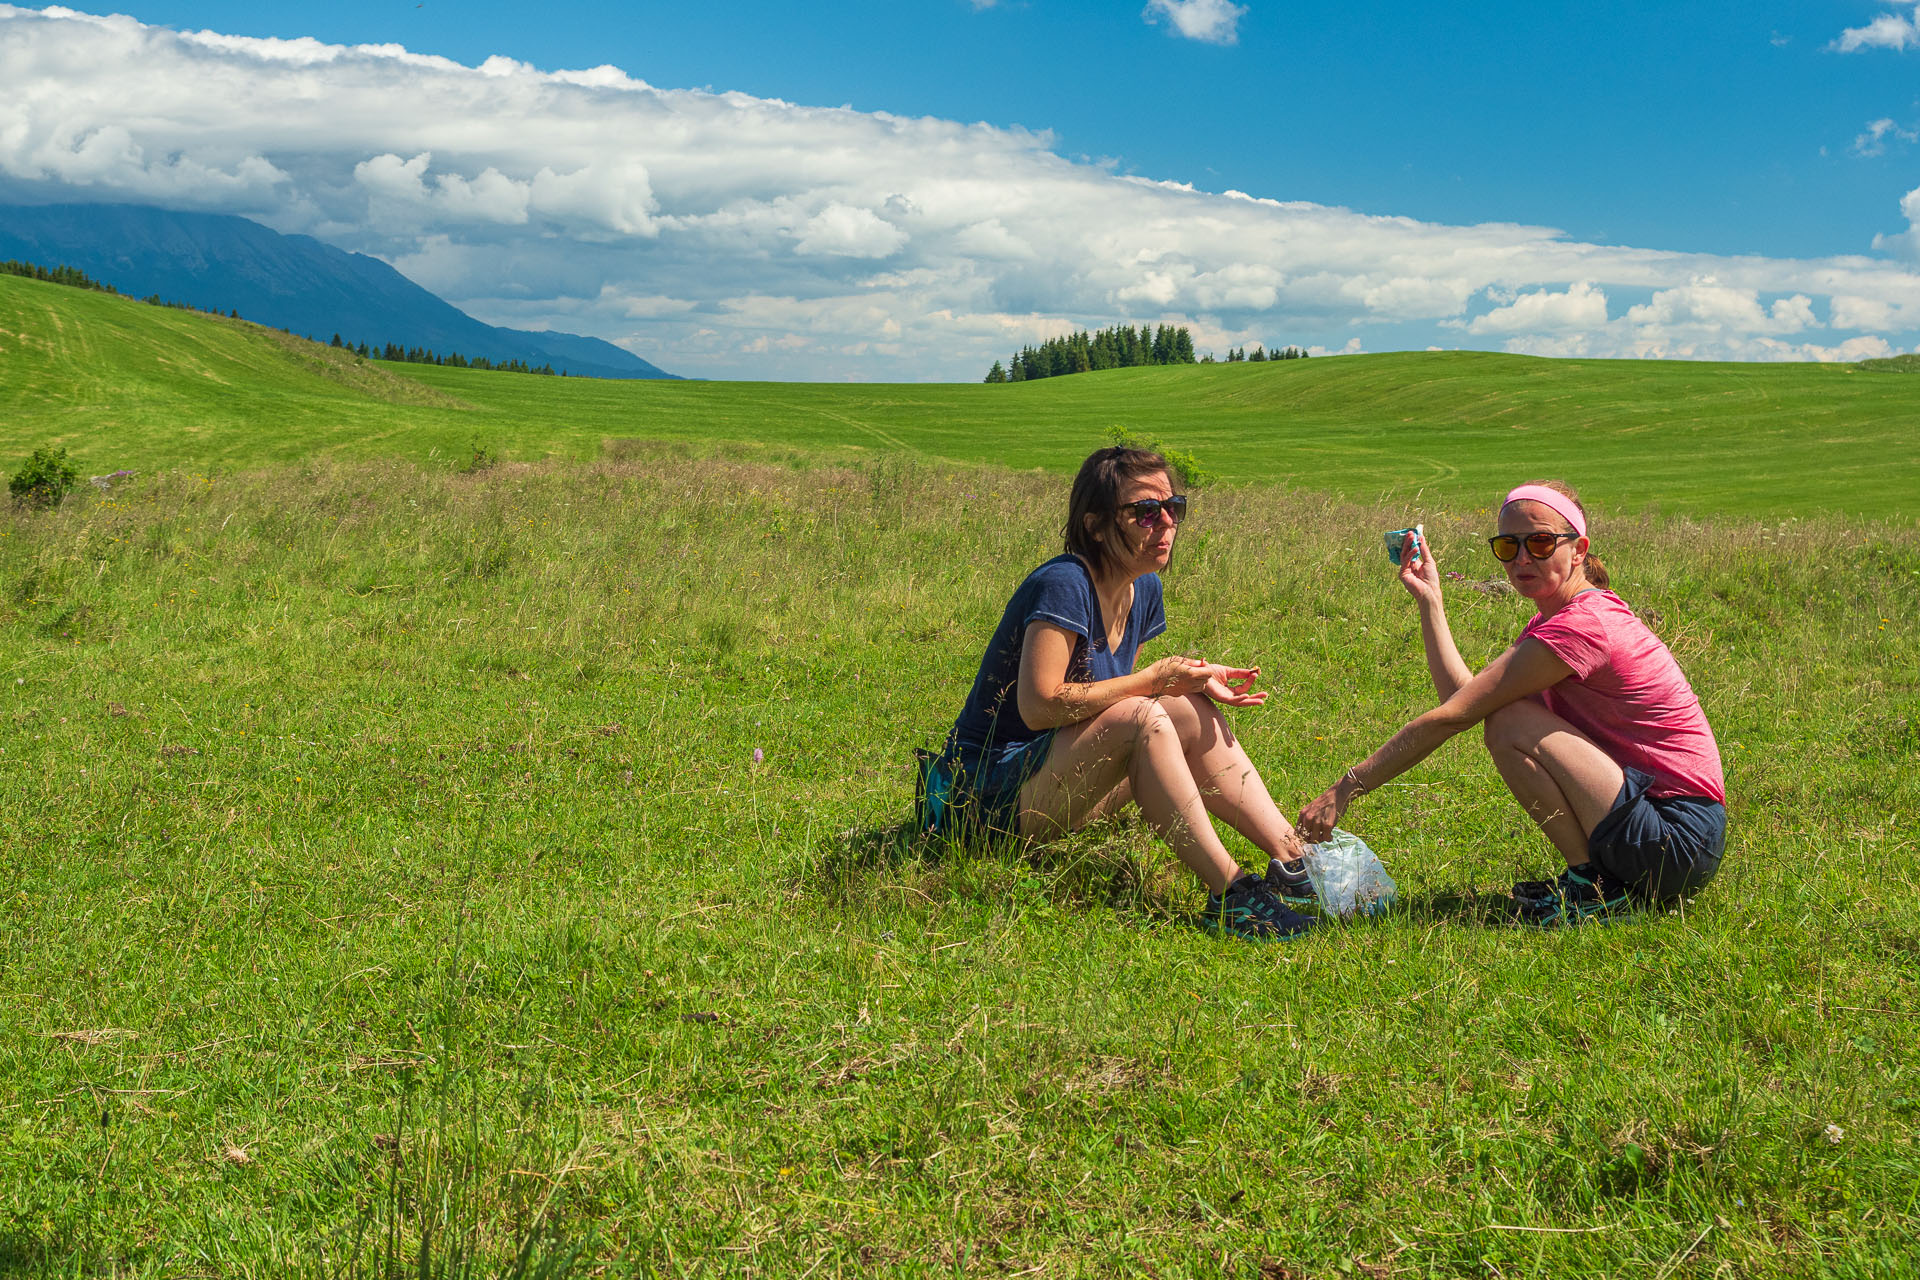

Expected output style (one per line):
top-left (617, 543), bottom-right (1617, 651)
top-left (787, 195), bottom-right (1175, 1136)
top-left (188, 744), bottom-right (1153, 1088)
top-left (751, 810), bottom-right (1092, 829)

top-left (985, 324), bottom-right (1194, 382)
top-left (3, 258), bottom-right (244, 321)
top-left (1219, 345), bottom-right (1310, 362)
top-left (1, 259), bottom-right (117, 294)
top-left (984, 324), bottom-right (1309, 382)
top-left (330, 335), bottom-right (560, 376)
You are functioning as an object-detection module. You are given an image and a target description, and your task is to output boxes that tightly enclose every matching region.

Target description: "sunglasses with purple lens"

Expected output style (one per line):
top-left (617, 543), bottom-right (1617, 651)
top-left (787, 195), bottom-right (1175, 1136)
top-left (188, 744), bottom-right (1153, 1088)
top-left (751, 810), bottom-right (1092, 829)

top-left (1119, 495), bottom-right (1189, 527)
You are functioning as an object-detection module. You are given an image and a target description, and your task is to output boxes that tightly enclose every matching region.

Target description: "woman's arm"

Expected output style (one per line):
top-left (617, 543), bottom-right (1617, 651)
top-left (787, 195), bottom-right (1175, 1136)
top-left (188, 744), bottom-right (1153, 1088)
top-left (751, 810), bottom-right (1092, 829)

top-left (1296, 637), bottom-right (1575, 840)
top-left (1015, 621), bottom-right (1215, 729)
top-left (1396, 529), bottom-right (1474, 700)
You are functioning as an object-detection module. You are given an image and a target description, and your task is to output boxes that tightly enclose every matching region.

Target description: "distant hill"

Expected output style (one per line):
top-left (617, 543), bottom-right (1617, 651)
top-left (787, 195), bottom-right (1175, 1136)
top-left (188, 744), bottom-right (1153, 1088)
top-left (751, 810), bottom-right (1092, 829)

top-left (4, 266), bottom-right (1915, 520)
top-left (0, 202), bottom-right (677, 380)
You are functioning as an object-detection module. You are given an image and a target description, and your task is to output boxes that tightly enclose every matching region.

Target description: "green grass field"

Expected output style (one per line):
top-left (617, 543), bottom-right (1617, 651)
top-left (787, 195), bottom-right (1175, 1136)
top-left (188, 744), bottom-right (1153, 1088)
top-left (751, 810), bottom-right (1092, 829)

top-left (2, 274), bottom-right (1918, 1277)
top-left (5, 272), bottom-right (1919, 521)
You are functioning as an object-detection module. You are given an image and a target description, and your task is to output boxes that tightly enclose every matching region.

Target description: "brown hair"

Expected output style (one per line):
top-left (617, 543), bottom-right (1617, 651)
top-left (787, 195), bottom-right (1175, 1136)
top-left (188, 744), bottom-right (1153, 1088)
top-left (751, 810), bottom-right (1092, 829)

top-left (1064, 446), bottom-right (1172, 577)
top-left (1514, 478), bottom-right (1609, 589)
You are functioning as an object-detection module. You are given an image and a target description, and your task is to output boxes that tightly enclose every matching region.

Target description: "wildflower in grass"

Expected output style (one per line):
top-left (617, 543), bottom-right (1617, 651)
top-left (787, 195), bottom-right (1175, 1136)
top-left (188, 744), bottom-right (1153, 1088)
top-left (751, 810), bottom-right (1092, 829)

top-left (1825, 1124), bottom-right (1844, 1144)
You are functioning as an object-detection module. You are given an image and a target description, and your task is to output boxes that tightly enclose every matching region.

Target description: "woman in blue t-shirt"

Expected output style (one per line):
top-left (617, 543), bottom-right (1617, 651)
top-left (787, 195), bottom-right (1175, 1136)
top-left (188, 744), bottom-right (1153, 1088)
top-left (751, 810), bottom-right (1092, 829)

top-left (927, 445), bottom-right (1317, 941)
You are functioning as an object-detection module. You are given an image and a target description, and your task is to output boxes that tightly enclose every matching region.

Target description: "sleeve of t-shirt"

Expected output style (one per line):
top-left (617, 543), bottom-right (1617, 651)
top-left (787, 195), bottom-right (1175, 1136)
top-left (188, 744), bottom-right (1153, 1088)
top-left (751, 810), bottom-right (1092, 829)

top-left (1522, 601), bottom-right (1609, 679)
top-left (1022, 560), bottom-right (1094, 639)
top-left (1137, 574), bottom-right (1167, 645)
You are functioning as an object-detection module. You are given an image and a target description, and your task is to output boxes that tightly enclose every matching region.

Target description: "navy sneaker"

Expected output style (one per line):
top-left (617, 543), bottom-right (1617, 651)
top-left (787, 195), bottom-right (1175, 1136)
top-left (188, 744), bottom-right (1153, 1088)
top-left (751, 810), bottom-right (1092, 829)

top-left (1514, 863), bottom-right (1636, 927)
top-left (1510, 875), bottom-right (1558, 903)
top-left (1203, 873), bottom-right (1318, 941)
top-left (1263, 855), bottom-right (1320, 908)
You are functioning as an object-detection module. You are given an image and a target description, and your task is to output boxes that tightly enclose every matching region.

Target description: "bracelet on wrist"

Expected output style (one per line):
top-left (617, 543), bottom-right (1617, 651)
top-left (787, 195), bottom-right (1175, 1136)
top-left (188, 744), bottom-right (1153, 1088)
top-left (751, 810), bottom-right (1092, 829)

top-left (1343, 767), bottom-right (1367, 795)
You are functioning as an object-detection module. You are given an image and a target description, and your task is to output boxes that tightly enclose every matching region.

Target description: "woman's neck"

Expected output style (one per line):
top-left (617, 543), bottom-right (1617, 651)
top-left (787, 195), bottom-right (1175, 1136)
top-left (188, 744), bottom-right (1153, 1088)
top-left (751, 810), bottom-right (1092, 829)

top-left (1086, 559), bottom-right (1137, 617)
top-left (1534, 575), bottom-right (1594, 619)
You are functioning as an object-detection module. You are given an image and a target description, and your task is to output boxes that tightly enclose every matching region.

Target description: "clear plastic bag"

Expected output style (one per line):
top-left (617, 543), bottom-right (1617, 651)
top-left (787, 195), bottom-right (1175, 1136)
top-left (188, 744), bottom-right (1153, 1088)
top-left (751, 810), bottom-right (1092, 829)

top-left (1304, 828), bottom-right (1397, 919)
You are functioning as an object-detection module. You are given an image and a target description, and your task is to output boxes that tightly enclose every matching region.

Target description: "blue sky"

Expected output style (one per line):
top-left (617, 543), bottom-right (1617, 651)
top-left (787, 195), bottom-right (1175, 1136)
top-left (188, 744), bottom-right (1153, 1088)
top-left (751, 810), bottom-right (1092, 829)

top-left (6, 2), bottom-right (1920, 377)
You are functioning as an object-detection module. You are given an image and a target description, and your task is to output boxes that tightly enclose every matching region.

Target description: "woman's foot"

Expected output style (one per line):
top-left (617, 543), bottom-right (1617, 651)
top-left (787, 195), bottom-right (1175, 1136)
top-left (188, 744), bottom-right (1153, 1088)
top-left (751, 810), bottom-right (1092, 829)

top-left (1203, 873), bottom-right (1318, 940)
top-left (1263, 855), bottom-right (1319, 908)
top-left (1514, 863), bottom-right (1635, 927)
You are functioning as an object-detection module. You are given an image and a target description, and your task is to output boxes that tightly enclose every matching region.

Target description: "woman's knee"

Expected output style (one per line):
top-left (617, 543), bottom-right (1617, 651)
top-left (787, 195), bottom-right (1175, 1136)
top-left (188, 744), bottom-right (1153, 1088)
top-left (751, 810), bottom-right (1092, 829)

top-left (1124, 697), bottom-right (1180, 748)
top-left (1156, 691), bottom-right (1218, 741)
top-left (1482, 701), bottom-right (1539, 755)
top-left (1085, 696), bottom-right (1169, 751)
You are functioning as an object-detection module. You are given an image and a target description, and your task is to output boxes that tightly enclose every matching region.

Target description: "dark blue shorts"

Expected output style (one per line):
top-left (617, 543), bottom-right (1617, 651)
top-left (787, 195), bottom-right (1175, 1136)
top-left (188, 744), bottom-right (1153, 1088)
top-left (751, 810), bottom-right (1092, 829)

top-left (1589, 766), bottom-right (1726, 902)
top-left (929, 733), bottom-right (1057, 838)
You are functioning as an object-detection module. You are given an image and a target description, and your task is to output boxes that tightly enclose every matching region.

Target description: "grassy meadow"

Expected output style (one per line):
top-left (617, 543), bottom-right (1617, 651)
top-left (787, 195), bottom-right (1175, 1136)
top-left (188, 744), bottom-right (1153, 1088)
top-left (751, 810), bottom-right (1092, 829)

top-left (2, 273), bottom-right (1919, 1276)
top-left (3, 448), bottom-right (1917, 1278)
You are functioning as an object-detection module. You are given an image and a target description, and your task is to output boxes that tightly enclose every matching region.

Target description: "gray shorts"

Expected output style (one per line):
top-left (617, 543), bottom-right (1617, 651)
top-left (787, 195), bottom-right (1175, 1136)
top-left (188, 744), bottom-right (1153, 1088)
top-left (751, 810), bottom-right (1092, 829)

top-left (1590, 766), bottom-right (1726, 902)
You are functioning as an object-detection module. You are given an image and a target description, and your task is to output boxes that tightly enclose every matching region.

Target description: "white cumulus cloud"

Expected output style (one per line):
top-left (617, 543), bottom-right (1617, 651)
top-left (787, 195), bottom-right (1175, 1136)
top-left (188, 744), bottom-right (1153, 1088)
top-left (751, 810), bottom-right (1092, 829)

top-left (1853, 117), bottom-right (1918, 156)
top-left (1867, 184), bottom-right (1920, 261)
top-left (792, 203), bottom-right (908, 258)
top-left (6, 6), bottom-right (1920, 379)
top-left (1624, 279), bottom-right (1813, 336)
top-left (1832, 6), bottom-right (1920, 51)
top-left (1143, 0), bottom-right (1247, 46)
top-left (1464, 282), bottom-right (1609, 334)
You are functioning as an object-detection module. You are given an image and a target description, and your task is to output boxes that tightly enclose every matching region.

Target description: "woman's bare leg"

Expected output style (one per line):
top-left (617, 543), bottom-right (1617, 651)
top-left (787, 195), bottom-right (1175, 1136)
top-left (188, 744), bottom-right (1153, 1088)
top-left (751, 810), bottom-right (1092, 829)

top-left (1157, 693), bottom-right (1308, 864)
top-left (1016, 696), bottom-right (1242, 894)
top-left (1481, 699), bottom-right (1626, 867)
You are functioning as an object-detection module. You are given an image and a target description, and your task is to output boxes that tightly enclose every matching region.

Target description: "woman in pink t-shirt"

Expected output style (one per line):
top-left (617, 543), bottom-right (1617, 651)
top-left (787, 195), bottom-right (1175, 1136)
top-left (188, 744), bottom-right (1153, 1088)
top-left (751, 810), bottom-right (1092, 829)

top-left (1298, 480), bottom-right (1726, 925)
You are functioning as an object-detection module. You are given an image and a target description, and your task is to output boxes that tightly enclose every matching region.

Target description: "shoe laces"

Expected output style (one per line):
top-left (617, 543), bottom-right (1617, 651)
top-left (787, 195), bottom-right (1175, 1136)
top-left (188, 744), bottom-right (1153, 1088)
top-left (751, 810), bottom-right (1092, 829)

top-left (1235, 881), bottom-right (1293, 922)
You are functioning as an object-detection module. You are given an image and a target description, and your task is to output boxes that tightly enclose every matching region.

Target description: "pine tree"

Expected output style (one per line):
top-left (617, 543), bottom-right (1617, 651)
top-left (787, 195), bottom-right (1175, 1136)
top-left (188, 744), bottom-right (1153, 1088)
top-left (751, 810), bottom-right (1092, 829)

top-left (985, 360), bottom-right (1007, 383)
top-left (1068, 331), bottom-right (1092, 374)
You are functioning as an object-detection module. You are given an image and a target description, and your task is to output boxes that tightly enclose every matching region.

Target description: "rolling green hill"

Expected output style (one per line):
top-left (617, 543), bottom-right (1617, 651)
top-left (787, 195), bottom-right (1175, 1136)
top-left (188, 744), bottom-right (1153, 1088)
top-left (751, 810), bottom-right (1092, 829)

top-left (5, 271), bottom-right (1916, 519)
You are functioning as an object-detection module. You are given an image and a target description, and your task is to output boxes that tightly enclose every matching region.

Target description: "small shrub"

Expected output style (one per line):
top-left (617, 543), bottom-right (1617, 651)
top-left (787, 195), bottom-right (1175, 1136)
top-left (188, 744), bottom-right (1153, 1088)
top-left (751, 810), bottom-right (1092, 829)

top-left (462, 439), bottom-right (499, 473)
top-left (9, 446), bottom-right (80, 509)
top-left (1104, 425), bottom-right (1215, 487)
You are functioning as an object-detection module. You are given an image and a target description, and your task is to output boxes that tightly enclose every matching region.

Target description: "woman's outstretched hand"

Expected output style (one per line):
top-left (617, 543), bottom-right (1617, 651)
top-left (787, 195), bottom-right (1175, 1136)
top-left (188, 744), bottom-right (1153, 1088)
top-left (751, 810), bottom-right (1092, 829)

top-left (1397, 526), bottom-right (1443, 609)
top-left (1203, 664), bottom-right (1269, 708)
top-left (1145, 654), bottom-right (1214, 698)
top-left (1297, 783), bottom-right (1346, 843)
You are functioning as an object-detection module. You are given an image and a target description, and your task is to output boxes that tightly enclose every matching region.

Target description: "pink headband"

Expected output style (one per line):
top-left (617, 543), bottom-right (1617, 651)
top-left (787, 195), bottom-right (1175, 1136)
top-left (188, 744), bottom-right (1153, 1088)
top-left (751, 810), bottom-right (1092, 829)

top-left (1501, 485), bottom-right (1587, 538)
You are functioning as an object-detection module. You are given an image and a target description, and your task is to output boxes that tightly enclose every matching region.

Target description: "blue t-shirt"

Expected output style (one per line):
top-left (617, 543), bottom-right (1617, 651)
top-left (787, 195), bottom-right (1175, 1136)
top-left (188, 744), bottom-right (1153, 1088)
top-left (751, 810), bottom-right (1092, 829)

top-left (946, 554), bottom-right (1167, 764)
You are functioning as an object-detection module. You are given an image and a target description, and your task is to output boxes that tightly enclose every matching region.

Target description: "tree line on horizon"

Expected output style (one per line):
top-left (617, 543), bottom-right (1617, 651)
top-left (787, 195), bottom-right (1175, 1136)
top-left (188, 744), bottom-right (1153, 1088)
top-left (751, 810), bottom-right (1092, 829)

top-left (4, 256), bottom-right (251, 323)
top-left (327, 334), bottom-right (560, 377)
top-left (984, 324), bottom-right (1309, 382)
top-left (2, 259), bottom-right (118, 295)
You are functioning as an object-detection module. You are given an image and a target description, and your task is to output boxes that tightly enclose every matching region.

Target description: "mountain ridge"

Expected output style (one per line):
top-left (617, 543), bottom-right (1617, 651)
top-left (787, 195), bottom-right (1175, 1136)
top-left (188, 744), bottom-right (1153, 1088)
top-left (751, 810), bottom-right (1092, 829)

top-left (0, 202), bottom-right (678, 380)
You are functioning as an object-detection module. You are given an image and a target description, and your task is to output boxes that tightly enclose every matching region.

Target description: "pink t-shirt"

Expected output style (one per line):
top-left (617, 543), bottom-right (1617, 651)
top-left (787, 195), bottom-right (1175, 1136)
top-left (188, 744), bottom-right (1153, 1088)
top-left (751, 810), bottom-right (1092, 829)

top-left (1519, 590), bottom-right (1726, 803)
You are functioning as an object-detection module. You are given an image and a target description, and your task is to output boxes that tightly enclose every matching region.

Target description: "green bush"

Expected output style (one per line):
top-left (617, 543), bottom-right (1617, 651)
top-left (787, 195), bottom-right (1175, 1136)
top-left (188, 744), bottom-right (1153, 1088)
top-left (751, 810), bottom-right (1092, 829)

top-left (8, 446), bottom-right (79, 509)
top-left (462, 437), bottom-right (500, 473)
top-left (1104, 424), bottom-right (1215, 487)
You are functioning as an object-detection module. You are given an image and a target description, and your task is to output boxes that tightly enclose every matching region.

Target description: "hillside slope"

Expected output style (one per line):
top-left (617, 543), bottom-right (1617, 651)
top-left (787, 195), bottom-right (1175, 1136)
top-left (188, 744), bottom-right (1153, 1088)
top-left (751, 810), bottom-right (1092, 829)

top-left (0, 272), bottom-right (478, 463)
top-left (0, 202), bottom-right (677, 379)
top-left (4, 271), bottom-right (1915, 519)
